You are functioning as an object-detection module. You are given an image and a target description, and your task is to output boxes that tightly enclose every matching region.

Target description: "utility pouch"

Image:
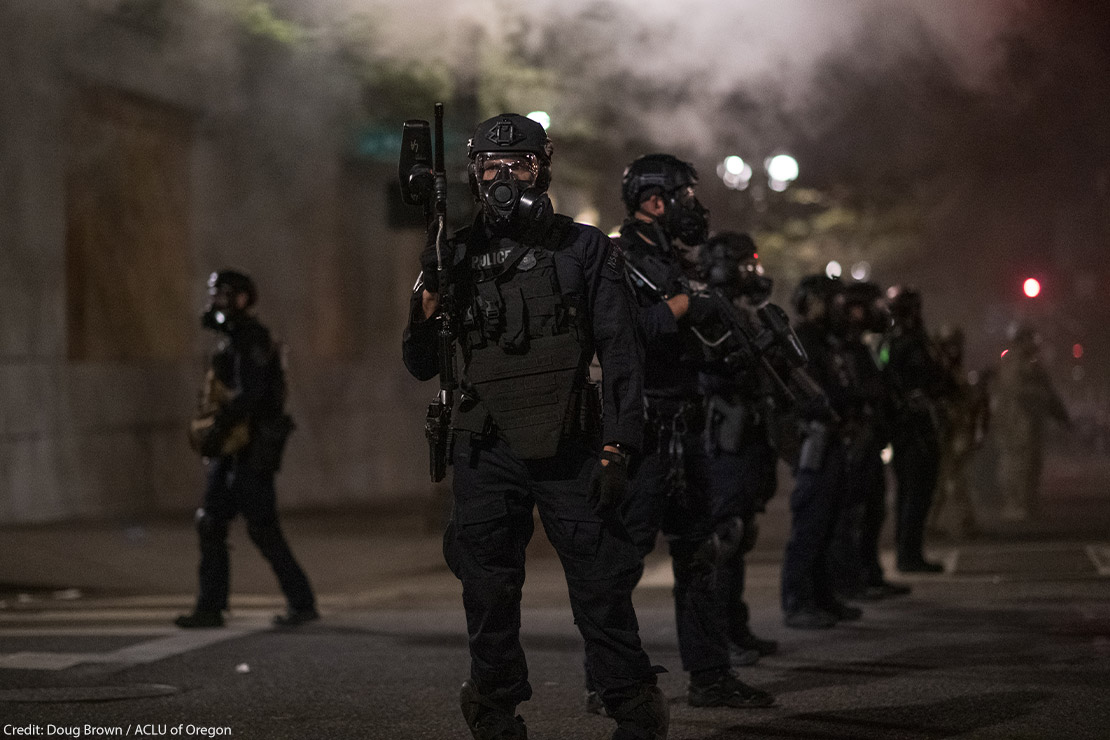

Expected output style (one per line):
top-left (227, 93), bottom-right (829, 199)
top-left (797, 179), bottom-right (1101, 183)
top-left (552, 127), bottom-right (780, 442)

top-left (188, 370), bottom-right (249, 458)
top-left (798, 419), bottom-right (831, 473)
top-left (704, 394), bottom-right (747, 456)
top-left (426, 396), bottom-right (454, 482)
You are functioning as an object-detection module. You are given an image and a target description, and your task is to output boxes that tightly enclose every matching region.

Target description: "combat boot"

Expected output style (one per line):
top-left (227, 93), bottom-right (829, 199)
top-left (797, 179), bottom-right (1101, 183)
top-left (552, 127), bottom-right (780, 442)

top-left (609, 684), bottom-right (668, 740)
top-left (459, 680), bottom-right (527, 740)
top-left (688, 671), bottom-right (774, 708)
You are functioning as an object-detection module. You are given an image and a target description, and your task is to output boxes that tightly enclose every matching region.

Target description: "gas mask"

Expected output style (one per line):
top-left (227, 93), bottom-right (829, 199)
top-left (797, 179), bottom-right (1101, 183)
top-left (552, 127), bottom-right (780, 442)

top-left (479, 178), bottom-right (553, 233)
top-left (737, 261), bottom-right (772, 305)
top-left (664, 187), bottom-right (709, 246)
top-left (200, 273), bottom-right (252, 334)
top-left (200, 305), bottom-right (231, 333)
top-left (474, 153), bottom-right (553, 234)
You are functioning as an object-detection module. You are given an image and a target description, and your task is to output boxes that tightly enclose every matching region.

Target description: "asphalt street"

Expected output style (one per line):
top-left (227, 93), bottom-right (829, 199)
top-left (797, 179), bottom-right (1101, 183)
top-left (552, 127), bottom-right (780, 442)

top-left (1, 454), bottom-right (1108, 739)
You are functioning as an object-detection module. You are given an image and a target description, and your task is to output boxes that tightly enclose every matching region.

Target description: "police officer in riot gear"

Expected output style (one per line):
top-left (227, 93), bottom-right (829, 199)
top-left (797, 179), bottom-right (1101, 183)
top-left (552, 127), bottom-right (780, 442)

top-left (615, 154), bottom-right (774, 709)
top-left (176, 270), bottom-right (316, 629)
top-left (883, 285), bottom-right (945, 573)
top-left (403, 114), bottom-right (667, 740)
top-left (826, 281), bottom-right (910, 601)
top-left (697, 231), bottom-right (779, 664)
top-left (780, 274), bottom-right (863, 629)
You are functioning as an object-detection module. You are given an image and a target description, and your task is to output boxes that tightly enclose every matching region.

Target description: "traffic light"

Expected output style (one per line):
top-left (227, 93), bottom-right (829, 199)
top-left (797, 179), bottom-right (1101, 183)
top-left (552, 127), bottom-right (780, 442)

top-left (1023, 277), bottom-right (1041, 298)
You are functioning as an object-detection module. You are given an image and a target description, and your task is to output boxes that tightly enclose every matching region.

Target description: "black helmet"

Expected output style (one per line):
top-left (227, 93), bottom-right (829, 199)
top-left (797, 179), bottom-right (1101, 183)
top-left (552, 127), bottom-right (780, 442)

top-left (467, 113), bottom-right (554, 233)
top-left (202, 269), bottom-right (256, 332)
top-left (701, 231), bottom-right (772, 302)
top-left (467, 113), bottom-right (553, 193)
top-left (792, 274), bottom-right (843, 319)
top-left (208, 269), bottom-right (256, 306)
top-left (886, 285), bottom-right (923, 323)
top-left (621, 153), bottom-right (709, 245)
top-left (621, 154), bottom-right (697, 213)
top-left (843, 280), bottom-right (889, 333)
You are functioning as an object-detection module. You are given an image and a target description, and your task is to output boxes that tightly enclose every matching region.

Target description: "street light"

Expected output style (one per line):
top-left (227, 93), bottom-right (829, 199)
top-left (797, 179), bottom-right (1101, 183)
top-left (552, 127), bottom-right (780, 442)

top-left (766, 154), bottom-right (799, 192)
top-left (716, 152), bottom-right (797, 193)
top-left (526, 110), bottom-right (551, 129)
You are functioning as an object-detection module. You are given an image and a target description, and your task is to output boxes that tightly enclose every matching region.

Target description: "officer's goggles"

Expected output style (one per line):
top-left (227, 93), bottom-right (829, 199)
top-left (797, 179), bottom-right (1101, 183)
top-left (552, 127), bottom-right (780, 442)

top-left (476, 153), bottom-right (539, 183)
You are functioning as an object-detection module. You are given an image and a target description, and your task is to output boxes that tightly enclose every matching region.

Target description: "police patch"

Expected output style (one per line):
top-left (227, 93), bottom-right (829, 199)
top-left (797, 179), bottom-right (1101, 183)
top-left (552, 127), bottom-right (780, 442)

top-left (605, 240), bottom-right (626, 276)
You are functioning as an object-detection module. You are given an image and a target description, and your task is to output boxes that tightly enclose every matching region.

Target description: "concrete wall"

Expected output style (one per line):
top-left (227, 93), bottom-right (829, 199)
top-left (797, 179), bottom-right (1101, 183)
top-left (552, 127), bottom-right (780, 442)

top-left (0, 2), bottom-right (434, 523)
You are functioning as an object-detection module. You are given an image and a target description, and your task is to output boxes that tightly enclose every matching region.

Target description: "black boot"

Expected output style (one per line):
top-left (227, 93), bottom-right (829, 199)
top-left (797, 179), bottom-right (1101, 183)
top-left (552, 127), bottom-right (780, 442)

top-left (735, 632), bottom-right (778, 656)
top-left (688, 671), bottom-right (774, 708)
top-left (459, 680), bottom-right (527, 740)
top-left (609, 684), bottom-right (669, 740)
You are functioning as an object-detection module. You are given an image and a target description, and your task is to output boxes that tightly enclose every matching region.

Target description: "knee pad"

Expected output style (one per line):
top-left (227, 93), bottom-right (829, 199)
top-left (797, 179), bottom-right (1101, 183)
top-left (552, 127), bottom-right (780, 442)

top-left (691, 516), bottom-right (747, 570)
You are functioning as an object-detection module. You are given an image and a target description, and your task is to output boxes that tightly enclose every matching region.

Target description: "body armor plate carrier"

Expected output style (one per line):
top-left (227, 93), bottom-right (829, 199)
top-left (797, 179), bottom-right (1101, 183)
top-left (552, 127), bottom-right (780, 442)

top-left (457, 216), bottom-right (591, 459)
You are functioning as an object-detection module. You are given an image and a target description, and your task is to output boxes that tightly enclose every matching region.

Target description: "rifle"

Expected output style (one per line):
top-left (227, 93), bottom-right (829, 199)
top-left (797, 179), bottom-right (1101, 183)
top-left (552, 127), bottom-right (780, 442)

top-left (625, 252), bottom-right (832, 420)
top-left (400, 104), bottom-right (457, 482)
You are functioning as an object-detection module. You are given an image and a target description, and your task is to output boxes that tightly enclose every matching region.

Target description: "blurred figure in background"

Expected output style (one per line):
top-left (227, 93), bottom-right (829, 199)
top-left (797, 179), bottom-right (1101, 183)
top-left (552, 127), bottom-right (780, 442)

top-left (178, 270), bottom-right (311, 629)
top-left (883, 286), bottom-right (946, 573)
top-left (928, 325), bottom-right (991, 539)
top-left (828, 281), bottom-right (910, 601)
top-left (993, 324), bottom-right (1070, 521)
top-left (781, 274), bottom-right (863, 629)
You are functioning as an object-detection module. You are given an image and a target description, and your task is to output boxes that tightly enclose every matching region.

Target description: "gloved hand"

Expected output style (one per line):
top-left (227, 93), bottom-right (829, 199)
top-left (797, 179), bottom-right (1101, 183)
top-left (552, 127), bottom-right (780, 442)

top-left (420, 225), bottom-right (453, 293)
top-left (587, 447), bottom-right (629, 515)
top-left (683, 293), bottom-right (717, 325)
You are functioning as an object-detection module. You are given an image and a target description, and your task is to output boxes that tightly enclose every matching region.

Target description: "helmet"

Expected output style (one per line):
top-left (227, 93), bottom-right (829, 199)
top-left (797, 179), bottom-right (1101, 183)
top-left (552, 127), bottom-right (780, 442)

top-left (886, 284), bottom-right (923, 324)
top-left (843, 280), bottom-right (889, 333)
top-left (202, 269), bottom-right (256, 332)
top-left (935, 324), bottom-right (965, 366)
top-left (467, 113), bottom-right (554, 232)
top-left (701, 231), bottom-right (772, 302)
top-left (208, 269), bottom-right (256, 306)
top-left (1006, 321), bottom-right (1040, 354)
top-left (621, 153), bottom-right (709, 245)
top-left (792, 274), bottom-right (843, 319)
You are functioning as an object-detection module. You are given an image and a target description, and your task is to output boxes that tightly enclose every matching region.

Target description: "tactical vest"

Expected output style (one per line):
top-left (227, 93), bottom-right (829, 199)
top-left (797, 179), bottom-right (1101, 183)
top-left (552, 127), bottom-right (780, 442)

top-left (454, 216), bottom-right (591, 459)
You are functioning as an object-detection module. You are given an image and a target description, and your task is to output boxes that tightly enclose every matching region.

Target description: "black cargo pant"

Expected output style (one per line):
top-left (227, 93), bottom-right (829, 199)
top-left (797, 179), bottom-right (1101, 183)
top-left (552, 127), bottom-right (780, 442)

top-left (892, 417), bottom-right (940, 567)
top-left (781, 440), bottom-right (848, 614)
top-left (705, 432), bottom-right (777, 645)
top-left (445, 432), bottom-right (657, 714)
top-left (827, 442), bottom-right (884, 597)
top-left (623, 416), bottom-right (732, 676)
top-left (194, 455), bottom-right (315, 613)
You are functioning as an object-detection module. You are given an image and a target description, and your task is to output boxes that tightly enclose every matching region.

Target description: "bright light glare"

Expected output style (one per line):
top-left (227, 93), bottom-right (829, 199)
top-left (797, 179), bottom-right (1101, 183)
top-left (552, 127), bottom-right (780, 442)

top-left (1023, 277), bottom-right (1041, 298)
top-left (717, 158), bottom-right (752, 190)
top-left (825, 260), bottom-right (842, 279)
top-left (526, 111), bottom-right (551, 129)
top-left (766, 154), bottom-right (799, 183)
top-left (851, 261), bottom-right (871, 281)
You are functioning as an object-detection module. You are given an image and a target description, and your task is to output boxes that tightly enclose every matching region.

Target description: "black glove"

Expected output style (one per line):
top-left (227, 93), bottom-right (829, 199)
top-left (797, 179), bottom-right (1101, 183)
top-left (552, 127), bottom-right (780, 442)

top-left (587, 448), bottom-right (629, 515)
top-left (419, 227), bottom-right (453, 293)
top-left (684, 293), bottom-right (717, 325)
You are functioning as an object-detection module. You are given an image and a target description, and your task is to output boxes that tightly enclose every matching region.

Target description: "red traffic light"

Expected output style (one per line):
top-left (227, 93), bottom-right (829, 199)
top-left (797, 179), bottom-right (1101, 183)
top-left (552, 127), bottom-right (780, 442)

top-left (1023, 278), bottom-right (1041, 298)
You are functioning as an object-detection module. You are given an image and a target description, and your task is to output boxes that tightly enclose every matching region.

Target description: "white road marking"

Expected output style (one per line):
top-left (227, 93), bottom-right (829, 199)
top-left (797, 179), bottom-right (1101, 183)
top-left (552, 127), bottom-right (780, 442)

top-left (0, 626), bottom-right (264, 670)
top-left (1085, 544), bottom-right (1110, 576)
